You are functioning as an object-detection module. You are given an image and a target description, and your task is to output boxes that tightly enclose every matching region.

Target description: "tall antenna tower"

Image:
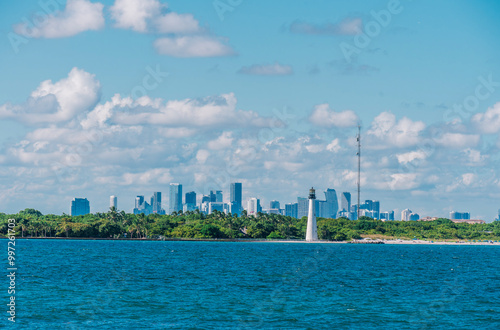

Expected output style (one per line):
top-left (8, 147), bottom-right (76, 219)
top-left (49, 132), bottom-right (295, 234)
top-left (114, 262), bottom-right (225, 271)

top-left (357, 124), bottom-right (361, 219)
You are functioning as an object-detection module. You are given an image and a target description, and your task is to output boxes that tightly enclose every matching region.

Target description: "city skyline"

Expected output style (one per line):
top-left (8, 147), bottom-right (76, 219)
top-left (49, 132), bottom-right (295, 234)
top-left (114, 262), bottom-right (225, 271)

top-left (1, 1), bottom-right (500, 220)
top-left (62, 182), bottom-right (492, 222)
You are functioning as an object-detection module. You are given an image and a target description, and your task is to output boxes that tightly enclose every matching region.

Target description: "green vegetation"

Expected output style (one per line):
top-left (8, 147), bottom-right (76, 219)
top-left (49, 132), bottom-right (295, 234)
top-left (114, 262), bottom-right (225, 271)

top-left (1, 209), bottom-right (500, 241)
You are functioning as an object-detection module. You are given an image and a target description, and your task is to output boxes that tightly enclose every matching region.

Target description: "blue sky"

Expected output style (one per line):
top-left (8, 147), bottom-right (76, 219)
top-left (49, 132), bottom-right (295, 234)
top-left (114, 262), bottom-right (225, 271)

top-left (1, 0), bottom-right (500, 220)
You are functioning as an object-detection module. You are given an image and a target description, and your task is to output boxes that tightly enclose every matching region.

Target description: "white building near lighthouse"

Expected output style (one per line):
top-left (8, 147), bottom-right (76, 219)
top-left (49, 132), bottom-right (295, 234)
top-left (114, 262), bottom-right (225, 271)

top-left (306, 187), bottom-right (318, 241)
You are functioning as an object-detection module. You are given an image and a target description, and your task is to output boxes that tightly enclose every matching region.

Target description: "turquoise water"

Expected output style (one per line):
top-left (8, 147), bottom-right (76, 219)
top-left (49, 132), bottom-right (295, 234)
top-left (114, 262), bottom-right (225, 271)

top-left (4, 240), bottom-right (500, 329)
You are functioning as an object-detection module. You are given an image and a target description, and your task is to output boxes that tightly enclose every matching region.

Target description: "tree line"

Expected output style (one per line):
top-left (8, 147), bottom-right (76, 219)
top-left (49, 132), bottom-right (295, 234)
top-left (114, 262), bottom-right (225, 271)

top-left (1, 208), bottom-right (500, 241)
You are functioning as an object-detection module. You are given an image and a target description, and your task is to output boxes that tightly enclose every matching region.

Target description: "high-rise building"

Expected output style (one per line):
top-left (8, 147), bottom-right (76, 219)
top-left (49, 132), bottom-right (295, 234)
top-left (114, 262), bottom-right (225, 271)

top-left (285, 203), bottom-right (298, 218)
top-left (184, 191), bottom-right (197, 212)
top-left (247, 198), bottom-right (261, 216)
top-left (209, 202), bottom-right (226, 214)
top-left (216, 191), bottom-right (223, 203)
top-left (152, 192), bottom-right (162, 213)
top-left (135, 196), bottom-right (144, 209)
top-left (401, 209), bottom-right (412, 221)
top-left (270, 200), bottom-right (280, 210)
top-left (372, 201), bottom-right (380, 219)
top-left (134, 195), bottom-right (153, 215)
top-left (71, 198), bottom-right (90, 216)
top-left (230, 183), bottom-right (242, 215)
top-left (208, 190), bottom-right (221, 203)
top-left (110, 195), bottom-right (117, 210)
top-left (169, 183), bottom-right (182, 214)
top-left (324, 189), bottom-right (339, 219)
top-left (496, 209), bottom-right (500, 221)
top-left (409, 213), bottom-right (420, 221)
top-left (185, 191), bottom-right (196, 205)
top-left (450, 211), bottom-right (470, 220)
top-left (297, 197), bottom-right (308, 218)
top-left (341, 192), bottom-right (351, 213)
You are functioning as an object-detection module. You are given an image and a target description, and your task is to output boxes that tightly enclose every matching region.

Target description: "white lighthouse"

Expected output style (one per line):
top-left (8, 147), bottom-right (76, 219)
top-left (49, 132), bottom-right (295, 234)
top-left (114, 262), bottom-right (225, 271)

top-left (306, 187), bottom-right (318, 241)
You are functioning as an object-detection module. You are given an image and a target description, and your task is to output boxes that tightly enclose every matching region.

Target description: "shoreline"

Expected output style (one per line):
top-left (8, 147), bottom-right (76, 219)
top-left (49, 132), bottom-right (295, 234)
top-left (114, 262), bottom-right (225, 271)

top-left (2, 237), bottom-right (499, 245)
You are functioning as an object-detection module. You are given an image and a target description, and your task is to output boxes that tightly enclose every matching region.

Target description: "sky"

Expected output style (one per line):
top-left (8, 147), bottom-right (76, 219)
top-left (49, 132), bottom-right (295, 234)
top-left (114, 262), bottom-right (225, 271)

top-left (1, 0), bottom-right (500, 220)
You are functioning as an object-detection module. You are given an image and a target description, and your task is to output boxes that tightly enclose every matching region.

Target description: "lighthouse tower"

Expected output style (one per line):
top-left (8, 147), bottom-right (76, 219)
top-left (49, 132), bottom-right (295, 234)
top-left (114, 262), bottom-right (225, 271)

top-left (306, 187), bottom-right (318, 241)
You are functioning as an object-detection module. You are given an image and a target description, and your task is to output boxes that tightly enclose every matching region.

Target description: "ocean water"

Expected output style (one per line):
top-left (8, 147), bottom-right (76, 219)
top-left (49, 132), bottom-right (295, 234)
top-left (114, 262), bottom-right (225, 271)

top-left (4, 240), bottom-right (500, 329)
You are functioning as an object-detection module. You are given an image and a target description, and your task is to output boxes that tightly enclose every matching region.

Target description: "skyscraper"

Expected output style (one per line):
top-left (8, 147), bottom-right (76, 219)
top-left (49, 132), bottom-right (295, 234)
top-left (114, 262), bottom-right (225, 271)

top-left (110, 195), bottom-right (117, 210)
top-left (247, 198), bottom-right (261, 216)
top-left (230, 182), bottom-right (242, 215)
top-left (341, 192), bottom-right (351, 212)
top-left (324, 188), bottom-right (339, 219)
top-left (285, 203), bottom-right (298, 218)
top-left (372, 201), bottom-right (380, 219)
top-left (216, 190), bottom-right (223, 203)
top-left (71, 198), bottom-right (90, 216)
top-left (133, 195), bottom-right (152, 215)
top-left (185, 191), bottom-right (196, 205)
top-left (169, 183), bottom-right (182, 214)
top-left (151, 192), bottom-right (163, 214)
top-left (297, 197), bottom-right (308, 218)
top-left (401, 209), bottom-right (412, 221)
top-left (135, 196), bottom-right (144, 209)
top-left (270, 200), bottom-right (280, 210)
top-left (184, 191), bottom-right (197, 212)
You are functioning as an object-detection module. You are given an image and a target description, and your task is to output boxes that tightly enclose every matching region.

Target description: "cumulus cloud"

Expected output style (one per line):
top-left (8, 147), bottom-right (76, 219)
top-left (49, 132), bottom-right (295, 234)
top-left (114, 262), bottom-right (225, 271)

top-left (326, 139), bottom-right (342, 153)
top-left (207, 132), bottom-right (233, 150)
top-left (95, 168), bottom-right (172, 185)
top-left (238, 63), bottom-right (293, 76)
top-left (471, 102), bottom-right (500, 134)
top-left (110, 0), bottom-right (200, 34)
top-left (367, 112), bottom-right (425, 148)
top-left (154, 36), bottom-right (235, 57)
top-left (94, 93), bottom-right (269, 128)
top-left (309, 104), bottom-right (359, 128)
top-left (396, 150), bottom-right (427, 164)
top-left (386, 173), bottom-right (419, 190)
top-left (435, 133), bottom-right (480, 148)
top-left (289, 17), bottom-right (362, 36)
top-left (0, 67), bottom-right (101, 125)
top-left (14, 0), bottom-right (104, 38)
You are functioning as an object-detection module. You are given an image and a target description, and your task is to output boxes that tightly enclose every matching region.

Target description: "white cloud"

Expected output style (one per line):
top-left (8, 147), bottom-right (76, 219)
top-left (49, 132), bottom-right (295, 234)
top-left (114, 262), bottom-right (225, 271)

top-left (96, 168), bottom-right (172, 185)
top-left (154, 36), bottom-right (234, 57)
top-left (396, 150), bottom-right (427, 164)
top-left (110, 0), bottom-right (200, 34)
top-left (461, 173), bottom-right (476, 186)
top-left (110, 0), bottom-right (162, 32)
top-left (207, 132), bottom-right (233, 150)
top-left (238, 63), bottom-right (293, 76)
top-left (309, 104), bottom-right (359, 128)
top-left (326, 139), bottom-right (342, 153)
top-left (289, 17), bottom-right (362, 36)
top-left (435, 133), bottom-right (480, 148)
top-left (0, 67), bottom-right (101, 125)
top-left (196, 150), bottom-right (210, 164)
top-left (367, 112), bottom-right (425, 148)
top-left (463, 148), bottom-right (486, 164)
top-left (471, 102), bottom-right (500, 134)
top-left (154, 12), bottom-right (200, 34)
top-left (386, 173), bottom-right (419, 190)
top-left (101, 93), bottom-right (268, 128)
top-left (14, 0), bottom-right (104, 38)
